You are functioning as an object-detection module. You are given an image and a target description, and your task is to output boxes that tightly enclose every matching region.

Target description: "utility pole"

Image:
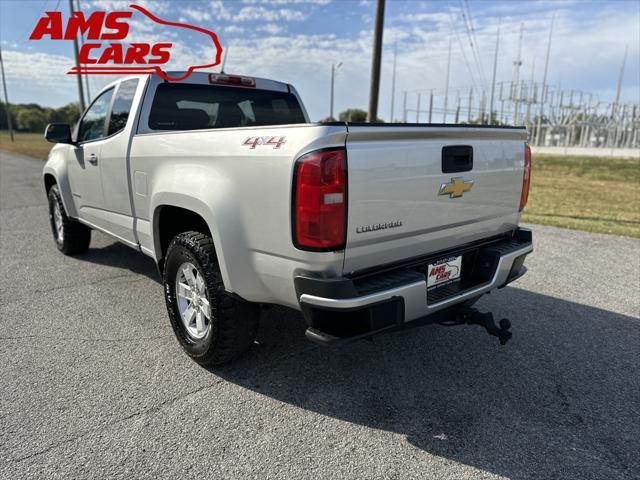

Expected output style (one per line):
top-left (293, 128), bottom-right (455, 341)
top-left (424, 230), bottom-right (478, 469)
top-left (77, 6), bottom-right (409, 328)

top-left (329, 62), bottom-right (342, 120)
top-left (467, 88), bottom-right (473, 123)
top-left (69, 0), bottom-right (86, 113)
top-left (499, 82), bottom-right (505, 123)
top-left (428, 89), bottom-right (433, 123)
top-left (402, 91), bottom-right (407, 122)
top-left (612, 45), bottom-right (628, 118)
top-left (75, 0), bottom-right (90, 104)
top-left (488, 21), bottom-right (500, 125)
top-left (367, 0), bottom-right (385, 122)
top-left (526, 57), bottom-right (536, 125)
top-left (390, 38), bottom-right (397, 121)
top-left (0, 45), bottom-right (15, 142)
top-left (512, 23), bottom-right (524, 125)
top-left (416, 93), bottom-right (421, 122)
top-left (535, 13), bottom-right (554, 145)
top-left (443, 31), bottom-right (452, 122)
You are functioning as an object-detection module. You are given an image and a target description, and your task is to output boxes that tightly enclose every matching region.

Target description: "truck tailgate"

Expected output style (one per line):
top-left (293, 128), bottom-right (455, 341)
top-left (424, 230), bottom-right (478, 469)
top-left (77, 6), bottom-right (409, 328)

top-left (343, 125), bottom-right (528, 274)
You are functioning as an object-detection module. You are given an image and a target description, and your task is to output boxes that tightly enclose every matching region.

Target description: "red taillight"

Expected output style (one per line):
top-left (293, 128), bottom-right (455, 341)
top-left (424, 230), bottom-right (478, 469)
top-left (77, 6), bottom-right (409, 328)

top-left (293, 148), bottom-right (347, 250)
top-left (520, 143), bottom-right (532, 211)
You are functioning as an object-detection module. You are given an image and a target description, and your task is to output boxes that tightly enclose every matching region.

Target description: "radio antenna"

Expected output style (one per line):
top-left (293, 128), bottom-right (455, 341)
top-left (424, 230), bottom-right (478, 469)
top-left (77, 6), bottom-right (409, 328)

top-left (220, 46), bottom-right (229, 74)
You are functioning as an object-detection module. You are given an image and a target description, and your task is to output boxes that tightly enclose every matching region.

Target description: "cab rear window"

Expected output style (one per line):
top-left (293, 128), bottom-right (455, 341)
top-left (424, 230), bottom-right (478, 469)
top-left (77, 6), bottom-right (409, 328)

top-left (148, 83), bottom-right (306, 131)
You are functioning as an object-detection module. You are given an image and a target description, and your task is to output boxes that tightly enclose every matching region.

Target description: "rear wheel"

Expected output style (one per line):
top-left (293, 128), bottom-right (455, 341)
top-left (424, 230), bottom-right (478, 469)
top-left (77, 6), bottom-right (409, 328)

top-left (163, 231), bottom-right (259, 366)
top-left (47, 184), bottom-right (91, 255)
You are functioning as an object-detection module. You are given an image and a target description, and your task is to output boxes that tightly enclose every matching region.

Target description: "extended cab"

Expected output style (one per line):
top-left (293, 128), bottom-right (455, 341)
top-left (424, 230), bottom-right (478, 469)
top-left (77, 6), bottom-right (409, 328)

top-left (43, 72), bottom-right (533, 365)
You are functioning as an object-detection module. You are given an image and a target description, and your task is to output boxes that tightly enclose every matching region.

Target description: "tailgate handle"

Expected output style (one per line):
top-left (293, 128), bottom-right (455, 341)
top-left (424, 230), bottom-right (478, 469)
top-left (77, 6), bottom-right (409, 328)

top-left (442, 145), bottom-right (473, 173)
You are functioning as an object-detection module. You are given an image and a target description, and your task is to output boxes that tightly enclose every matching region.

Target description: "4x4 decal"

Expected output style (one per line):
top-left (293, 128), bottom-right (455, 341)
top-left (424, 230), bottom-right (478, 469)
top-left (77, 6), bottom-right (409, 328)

top-left (242, 136), bottom-right (287, 149)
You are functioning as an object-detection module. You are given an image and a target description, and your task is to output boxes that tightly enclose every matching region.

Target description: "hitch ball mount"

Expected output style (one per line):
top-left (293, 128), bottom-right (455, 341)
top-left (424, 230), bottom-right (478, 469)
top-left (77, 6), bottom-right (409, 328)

top-left (441, 307), bottom-right (513, 345)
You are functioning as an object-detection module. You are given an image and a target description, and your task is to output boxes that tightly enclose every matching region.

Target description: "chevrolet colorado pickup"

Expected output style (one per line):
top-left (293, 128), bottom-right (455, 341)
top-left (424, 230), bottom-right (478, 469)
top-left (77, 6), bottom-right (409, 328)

top-left (43, 72), bottom-right (533, 365)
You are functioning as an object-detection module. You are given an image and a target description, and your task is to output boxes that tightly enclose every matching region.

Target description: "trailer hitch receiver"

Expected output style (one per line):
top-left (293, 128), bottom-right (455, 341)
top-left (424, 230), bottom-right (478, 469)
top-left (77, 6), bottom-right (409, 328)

top-left (441, 307), bottom-right (512, 345)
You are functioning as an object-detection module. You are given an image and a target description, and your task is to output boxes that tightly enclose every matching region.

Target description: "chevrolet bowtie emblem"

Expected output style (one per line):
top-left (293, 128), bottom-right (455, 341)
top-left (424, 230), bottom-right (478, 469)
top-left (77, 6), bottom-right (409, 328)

top-left (439, 177), bottom-right (474, 198)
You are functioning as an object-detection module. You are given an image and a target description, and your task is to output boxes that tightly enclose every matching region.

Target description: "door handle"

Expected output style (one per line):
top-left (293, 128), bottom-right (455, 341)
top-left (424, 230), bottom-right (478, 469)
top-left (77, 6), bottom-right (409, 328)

top-left (88, 154), bottom-right (98, 166)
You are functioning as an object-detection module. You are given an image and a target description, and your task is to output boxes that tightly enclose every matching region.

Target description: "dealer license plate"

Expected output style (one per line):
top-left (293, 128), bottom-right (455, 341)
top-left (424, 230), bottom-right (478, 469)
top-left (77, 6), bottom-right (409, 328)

top-left (427, 255), bottom-right (463, 290)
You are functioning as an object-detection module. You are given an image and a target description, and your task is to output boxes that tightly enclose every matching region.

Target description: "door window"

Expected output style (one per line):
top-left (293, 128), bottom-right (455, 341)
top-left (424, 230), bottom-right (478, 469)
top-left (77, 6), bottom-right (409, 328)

top-left (108, 79), bottom-right (138, 135)
top-left (77, 88), bottom-right (114, 143)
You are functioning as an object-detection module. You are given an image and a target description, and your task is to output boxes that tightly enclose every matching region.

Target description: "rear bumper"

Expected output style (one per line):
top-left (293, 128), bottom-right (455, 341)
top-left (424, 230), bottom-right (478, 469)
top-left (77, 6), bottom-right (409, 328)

top-left (295, 228), bottom-right (533, 345)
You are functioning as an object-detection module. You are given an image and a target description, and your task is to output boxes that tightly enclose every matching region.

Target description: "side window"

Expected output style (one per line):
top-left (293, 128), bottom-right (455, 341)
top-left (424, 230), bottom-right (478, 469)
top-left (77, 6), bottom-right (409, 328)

top-left (78, 88), bottom-right (114, 143)
top-left (108, 79), bottom-right (138, 136)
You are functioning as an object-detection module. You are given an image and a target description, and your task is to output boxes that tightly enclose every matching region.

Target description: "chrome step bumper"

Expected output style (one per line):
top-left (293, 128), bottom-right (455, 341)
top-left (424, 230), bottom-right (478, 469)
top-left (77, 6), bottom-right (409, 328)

top-left (295, 228), bottom-right (533, 345)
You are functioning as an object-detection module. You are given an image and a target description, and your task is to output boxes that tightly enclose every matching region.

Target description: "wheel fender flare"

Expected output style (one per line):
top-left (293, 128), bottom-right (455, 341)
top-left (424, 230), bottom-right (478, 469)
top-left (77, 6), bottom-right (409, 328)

top-left (150, 193), bottom-right (232, 292)
top-left (43, 149), bottom-right (78, 218)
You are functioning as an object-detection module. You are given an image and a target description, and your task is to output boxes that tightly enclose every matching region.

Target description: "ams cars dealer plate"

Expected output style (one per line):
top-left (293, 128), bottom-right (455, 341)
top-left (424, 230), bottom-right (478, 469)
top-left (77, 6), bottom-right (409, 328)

top-left (427, 255), bottom-right (463, 290)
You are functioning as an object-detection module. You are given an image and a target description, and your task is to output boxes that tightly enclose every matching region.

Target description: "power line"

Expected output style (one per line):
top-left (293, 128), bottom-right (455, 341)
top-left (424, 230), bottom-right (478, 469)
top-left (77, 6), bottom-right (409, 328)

top-left (458, 1), bottom-right (487, 89)
top-left (465, 0), bottom-right (487, 88)
top-left (449, 10), bottom-right (478, 91)
top-left (463, 0), bottom-right (488, 88)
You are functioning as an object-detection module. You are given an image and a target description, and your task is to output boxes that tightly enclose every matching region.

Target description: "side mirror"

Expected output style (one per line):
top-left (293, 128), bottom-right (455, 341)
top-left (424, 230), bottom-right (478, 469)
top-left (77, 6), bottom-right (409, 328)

top-left (44, 123), bottom-right (73, 144)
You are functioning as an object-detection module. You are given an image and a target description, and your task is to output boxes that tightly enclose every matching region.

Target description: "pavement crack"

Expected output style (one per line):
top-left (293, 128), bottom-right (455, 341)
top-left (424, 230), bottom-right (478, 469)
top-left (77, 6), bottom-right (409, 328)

top-left (8, 382), bottom-right (219, 464)
top-left (0, 334), bottom-right (171, 343)
top-left (0, 203), bottom-right (46, 211)
top-left (30, 273), bottom-right (146, 295)
top-left (0, 274), bottom-right (151, 307)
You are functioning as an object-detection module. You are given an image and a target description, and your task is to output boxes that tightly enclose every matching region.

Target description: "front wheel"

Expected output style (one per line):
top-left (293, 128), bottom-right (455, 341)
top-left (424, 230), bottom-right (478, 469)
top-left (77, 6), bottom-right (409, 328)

top-left (47, 184), bottom-right (91, 255)
top-left (163, 231), bottom-right (259, 366)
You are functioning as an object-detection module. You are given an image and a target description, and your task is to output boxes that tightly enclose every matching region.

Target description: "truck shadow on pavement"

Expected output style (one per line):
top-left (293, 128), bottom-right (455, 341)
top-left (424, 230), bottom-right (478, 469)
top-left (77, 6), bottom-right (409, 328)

top-left (79, 242), bottom-right (160, 283)
top-left (213, 287), bottom-right (639, 480)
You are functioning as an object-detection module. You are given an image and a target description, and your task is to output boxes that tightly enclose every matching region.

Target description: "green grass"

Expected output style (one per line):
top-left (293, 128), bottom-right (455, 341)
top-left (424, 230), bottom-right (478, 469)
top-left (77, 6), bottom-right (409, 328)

top-left (522, 155), bottom-right (640, 238)
top-left (1, 131), bottom-right (638, 238)
top-left (0, 131), bottom-right (52, 160)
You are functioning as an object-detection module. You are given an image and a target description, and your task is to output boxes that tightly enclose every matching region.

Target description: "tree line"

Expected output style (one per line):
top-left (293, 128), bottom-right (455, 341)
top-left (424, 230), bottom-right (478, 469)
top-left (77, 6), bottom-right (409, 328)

top-left (0, 102), bottom-right (81, 133)
top-left (0, 102), bottom-right (384, 133)
top-left (323, 108), bottom-right (384, 123)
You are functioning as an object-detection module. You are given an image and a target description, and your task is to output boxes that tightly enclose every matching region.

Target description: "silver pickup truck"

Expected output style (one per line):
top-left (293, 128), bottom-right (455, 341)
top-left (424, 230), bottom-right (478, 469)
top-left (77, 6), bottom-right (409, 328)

top-left (43, 72), bottom-right (533, 365)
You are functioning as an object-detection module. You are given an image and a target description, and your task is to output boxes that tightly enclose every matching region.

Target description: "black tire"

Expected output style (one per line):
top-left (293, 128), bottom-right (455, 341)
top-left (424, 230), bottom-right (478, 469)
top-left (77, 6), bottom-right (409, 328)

top-left (163, 231), bottom-right (259, 366)
top-left (47, 184), bottom-right (91, 255)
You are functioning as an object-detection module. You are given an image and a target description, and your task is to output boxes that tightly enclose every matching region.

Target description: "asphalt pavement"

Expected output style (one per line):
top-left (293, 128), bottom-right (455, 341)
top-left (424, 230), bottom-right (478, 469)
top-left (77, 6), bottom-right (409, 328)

top-left (1, 150), bottom-right (639, 480)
